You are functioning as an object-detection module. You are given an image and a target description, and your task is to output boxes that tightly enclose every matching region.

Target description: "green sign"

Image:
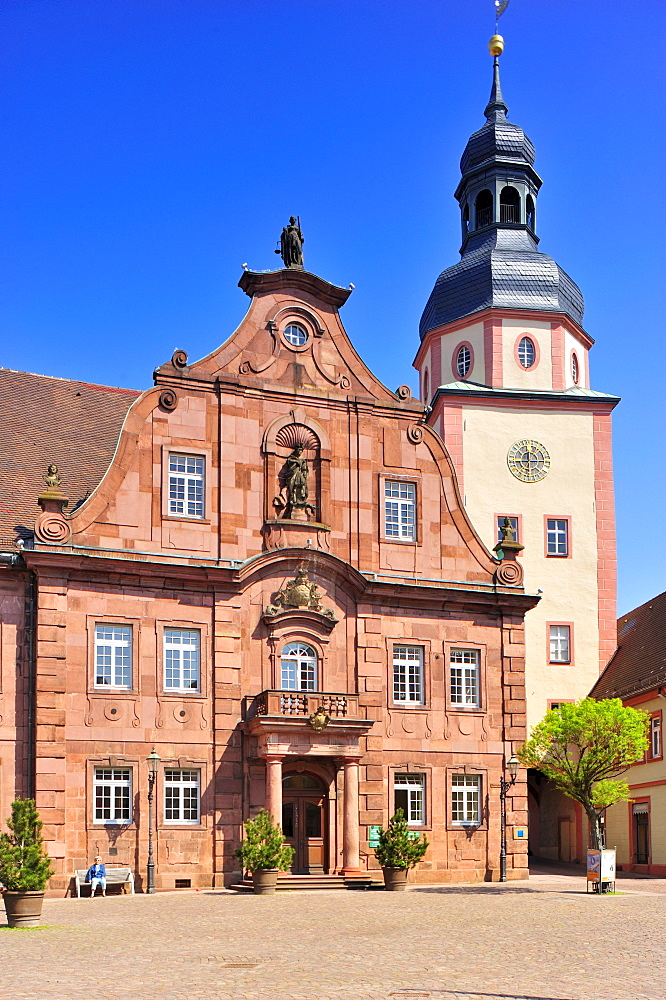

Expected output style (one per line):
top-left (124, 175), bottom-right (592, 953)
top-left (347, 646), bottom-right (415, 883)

top-left (368, 825), bottom-right (381, 846)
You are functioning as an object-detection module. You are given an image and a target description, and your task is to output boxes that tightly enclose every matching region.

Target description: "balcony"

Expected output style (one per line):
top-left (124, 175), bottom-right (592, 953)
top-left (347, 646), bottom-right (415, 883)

top-left (247, 689), bottom-right (361, 721)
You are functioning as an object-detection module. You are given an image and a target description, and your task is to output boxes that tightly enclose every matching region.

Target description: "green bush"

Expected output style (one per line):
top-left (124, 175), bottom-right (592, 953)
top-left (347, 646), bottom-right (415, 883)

top-left (373, 809), bottom-right (429, 870)
top-left (235, 809), bottom-right (294, 874)
top-left (0, 799), bottom-right (54, 892)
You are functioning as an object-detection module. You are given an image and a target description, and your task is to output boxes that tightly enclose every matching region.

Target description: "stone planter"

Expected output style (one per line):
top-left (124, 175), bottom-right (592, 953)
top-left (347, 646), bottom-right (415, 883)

top-left (382, 867), bottom-right (409, 892)
top-left (252, 869), bottom-right (279, 895)
top-left (2, 890), bottom-right (46, 927)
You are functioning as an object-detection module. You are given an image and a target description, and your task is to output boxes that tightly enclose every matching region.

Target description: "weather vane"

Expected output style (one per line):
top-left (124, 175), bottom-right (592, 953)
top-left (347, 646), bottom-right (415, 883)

top-left (495, 0), bottom-right (510, 32)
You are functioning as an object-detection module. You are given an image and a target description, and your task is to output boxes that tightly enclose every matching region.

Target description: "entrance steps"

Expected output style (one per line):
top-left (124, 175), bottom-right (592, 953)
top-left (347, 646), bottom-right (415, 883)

top-left (230, 873), bottom-right (383, 892)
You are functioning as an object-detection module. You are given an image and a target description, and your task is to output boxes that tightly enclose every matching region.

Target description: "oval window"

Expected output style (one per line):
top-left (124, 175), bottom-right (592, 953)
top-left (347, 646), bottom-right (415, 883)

top-left (572, 353), bottom-right (579, 385)
top-left (518, 336), bottom-right (536, 369)
top-left (456, 345), bottom-right (471, 378)
top-left (284, 323), bottom-right (308, 347)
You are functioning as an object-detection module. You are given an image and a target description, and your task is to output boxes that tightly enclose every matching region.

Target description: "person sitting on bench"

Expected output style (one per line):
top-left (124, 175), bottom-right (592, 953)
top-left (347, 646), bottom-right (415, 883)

top-left (86, 856), bottom-right (107, 897)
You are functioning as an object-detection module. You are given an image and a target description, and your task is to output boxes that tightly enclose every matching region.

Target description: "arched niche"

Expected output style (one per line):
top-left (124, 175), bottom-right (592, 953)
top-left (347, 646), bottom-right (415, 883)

top-left (262, 408), bottom-right (331, 529)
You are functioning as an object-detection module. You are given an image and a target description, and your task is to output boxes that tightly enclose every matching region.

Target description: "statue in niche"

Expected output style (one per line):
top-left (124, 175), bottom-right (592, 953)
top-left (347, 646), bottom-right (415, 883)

top-left (274, 443), bottom-right (316, 519)
top-left (275, 216), bottom-right (304, 269)
top-left (499, 516), bottom-right (516, 544)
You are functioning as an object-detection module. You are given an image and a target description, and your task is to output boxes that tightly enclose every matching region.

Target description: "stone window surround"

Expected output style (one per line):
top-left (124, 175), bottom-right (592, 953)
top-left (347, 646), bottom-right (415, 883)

top-left (388, 764), bottom-right (432, 831)
top-left (446, 766), bottom-right (488, 831)
top-left (266, 627), bottom-right (330, 693)
top-left (160, 444), bottom-right (213, 525)
top-left (385, 637), bottom-right (432, 710)
top-left (156, 619), bottom-right (210, 699)
top-left (379, 472), bottom-right (422, 546)
top-left (443, 640), bottom-right (488, 715)
top-left (86, 615), bottom-right (141, 696)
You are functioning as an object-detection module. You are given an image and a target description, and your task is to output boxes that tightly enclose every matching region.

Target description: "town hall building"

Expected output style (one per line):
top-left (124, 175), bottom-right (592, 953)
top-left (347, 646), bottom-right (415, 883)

top-left (0, 35), bottom-right (617, 890)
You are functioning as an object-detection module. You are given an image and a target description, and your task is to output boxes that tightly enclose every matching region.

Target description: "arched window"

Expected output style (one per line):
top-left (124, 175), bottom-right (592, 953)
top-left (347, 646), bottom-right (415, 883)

top-left (423, 368), bottom-right (430, 404)
top-left (462, 203), bottom-right (470, 234)
top-left (500, 186), bottom-right (520, 224)
top-left (475, 189), bottom-right (493, 229)
top-left (571, 352), bottom-right (579, 385)
top-left (518, 336), bottom-right (536, 369)
top-left (526, 194), bottom-right (535, 231)
top-left (456, 345), bottom-right (471, 379)
top-left (280, 642), bottom-right (317, 691)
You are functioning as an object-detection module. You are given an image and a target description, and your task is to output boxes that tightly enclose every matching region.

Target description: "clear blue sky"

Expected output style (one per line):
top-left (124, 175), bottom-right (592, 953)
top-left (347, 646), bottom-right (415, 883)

top-left (1, 0), bottom-right (664, 615)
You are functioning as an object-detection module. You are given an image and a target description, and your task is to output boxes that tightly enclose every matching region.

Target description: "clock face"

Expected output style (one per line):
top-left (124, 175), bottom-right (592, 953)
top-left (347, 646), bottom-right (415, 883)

top-left (507, 439), bottom-right (550, 482)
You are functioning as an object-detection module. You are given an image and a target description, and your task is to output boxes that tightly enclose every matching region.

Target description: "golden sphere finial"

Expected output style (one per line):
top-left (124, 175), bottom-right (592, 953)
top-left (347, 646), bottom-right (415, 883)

top-left (488, 34), bottom-right (504, 57)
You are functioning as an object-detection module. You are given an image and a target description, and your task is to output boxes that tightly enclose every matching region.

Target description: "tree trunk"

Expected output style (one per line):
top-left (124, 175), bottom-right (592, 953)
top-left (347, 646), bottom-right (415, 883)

top-left (585, 804), bottom-right (604, 850)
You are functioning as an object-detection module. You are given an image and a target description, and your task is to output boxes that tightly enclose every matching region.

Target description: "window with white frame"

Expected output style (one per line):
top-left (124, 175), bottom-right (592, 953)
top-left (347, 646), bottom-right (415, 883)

top-left (546, 518), bottom-right (569, 556)
top-left (168, 453), bottom-right (205, 518)
top-left (451, 774), bottom-right (481, 825)
top-left (164, 628), bottom-right (201, 692)
top-left (93, 768), bottom-right (132, 824)
top-left (94, 624), bottom-right (132, 689)
top-left (450, 649), bottom-right (480, 708)
top-left (394, 773), bottom-right (425, 825)
top-left (280, 642), bottom-right (317, 691)
top-left (456, 345), bottom-right (471, 378)
top-left (164, 769), bottom-right (200, 824)
top-left (384, 480), bottom-right (416, 541)
top-left (393, 645), bottom-right (424, 705)
top-left (518, 336), bottom-right (536, 368)
top-left (549, 625), bottom-right (571, 663)
top-left (650, 715), bottom-right (661, 759)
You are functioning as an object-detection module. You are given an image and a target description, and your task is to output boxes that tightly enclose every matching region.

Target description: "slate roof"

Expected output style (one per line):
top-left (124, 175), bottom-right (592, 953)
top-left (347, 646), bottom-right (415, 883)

top-left (590, 592), bottom-right (666, 701)
top-left (420, 228), bottom-right (585, 337)
top-left (0, 368), bottom-right (139, 548)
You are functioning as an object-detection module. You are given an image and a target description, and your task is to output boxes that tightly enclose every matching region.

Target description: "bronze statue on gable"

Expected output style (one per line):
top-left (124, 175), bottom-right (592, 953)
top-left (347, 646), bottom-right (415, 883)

top-left (275, 216), bottom-right (304, 269)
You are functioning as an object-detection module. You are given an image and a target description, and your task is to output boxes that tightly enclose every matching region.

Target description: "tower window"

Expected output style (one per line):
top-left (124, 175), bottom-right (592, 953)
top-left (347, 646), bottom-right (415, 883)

top-left (475, 189), bottom-right (493, 229)
top-left (456, 345), bottom-right (471, 378)
top-left (571, 352), bottom-right (580, 385)
top-left (518, 336), bottom-right (536, 369)
top-left (500, 186), bottom-right (520, 224)
top-left (526, 194), bottom-right (535, 230)
top-left (462, 203), bottom-right (470, 234)
top-left (423, 368), bottom-right (430, 404)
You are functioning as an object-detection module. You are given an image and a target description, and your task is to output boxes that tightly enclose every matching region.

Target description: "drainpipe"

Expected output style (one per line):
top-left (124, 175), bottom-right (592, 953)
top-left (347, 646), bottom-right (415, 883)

top-left (26, 568), bottom-right (37, 800)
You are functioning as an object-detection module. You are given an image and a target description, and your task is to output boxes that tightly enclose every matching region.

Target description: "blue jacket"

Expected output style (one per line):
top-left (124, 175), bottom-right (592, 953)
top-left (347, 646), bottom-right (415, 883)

top-left (86, 863), bottom-right (106, 881)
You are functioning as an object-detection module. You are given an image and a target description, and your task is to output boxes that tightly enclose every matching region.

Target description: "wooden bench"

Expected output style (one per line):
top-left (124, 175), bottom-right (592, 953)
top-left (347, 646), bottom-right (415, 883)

top-left (74, 867), bottom-right (135, 897)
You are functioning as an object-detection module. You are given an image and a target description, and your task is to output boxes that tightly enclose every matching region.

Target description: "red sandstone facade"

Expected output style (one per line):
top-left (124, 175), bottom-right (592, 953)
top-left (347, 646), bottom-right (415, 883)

top-left (0, 267), bottom-right (536, 892)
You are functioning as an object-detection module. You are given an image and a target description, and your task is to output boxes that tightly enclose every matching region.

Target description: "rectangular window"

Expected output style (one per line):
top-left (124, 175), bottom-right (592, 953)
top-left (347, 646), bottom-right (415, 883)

top-left (164, 628), bottom-right (201, 692)
top-left (496, 515), bottom-right (520, 544)
top-left (384, 481), bottom-right (416, 541)
top-left (649, 714), bottom-right (661, 759)
top-left (164, 769), bottom-right (200, 824)
top-left (168, 453), bottom-right (205, 518)
top-left (451, 774), bottom-right (481, 825)
top-left (93, 768), bottom-right (132, 824)
top-left (549, 625), bottom-right (571, 663)
top-left (450, 649), bottom-right (480, 708)
top-left (392, 645), bottom-right (424, 705)
top-left (394, 773), bottom-right (425, 825)
top-left (94, 624), bottom-right (132, 689)
top-left (546, 518), bottom-right (569, 557)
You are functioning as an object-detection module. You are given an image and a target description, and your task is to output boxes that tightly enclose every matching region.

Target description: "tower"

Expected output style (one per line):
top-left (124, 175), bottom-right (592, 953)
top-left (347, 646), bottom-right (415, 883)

top-left (413, 35), bottom-right (619, 747)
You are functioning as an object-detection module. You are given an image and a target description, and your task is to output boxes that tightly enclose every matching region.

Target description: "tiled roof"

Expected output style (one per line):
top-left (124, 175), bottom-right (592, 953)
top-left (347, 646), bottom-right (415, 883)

top-left (590, 592), bottom-right (666, 701)
top-left (0, 368), bottom-right (139, 548)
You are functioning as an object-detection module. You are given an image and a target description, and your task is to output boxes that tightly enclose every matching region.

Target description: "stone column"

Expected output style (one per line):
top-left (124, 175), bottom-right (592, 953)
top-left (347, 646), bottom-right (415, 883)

top-left (264, 755), bottom-right (284, 825)
top-left (342, 757), bottom-right (361, 874)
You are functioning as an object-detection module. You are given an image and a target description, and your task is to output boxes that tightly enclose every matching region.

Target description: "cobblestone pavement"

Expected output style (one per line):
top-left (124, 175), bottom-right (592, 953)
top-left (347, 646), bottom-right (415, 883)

top-left (2, 869), bottom-right (665, 1000)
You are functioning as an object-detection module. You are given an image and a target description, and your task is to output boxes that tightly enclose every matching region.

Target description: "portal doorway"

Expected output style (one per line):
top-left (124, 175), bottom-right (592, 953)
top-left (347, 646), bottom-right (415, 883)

top-left (282, 773), bottom-right (327, 874)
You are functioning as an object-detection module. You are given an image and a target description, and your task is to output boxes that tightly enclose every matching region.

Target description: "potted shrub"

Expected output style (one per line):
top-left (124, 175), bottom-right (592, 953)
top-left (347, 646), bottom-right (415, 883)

top-left (0, 799), bottom-right (54, 927)
top-left (235, 809), bottom-right (294, 895)
top-left (373, 809), bottom-right (429, 891)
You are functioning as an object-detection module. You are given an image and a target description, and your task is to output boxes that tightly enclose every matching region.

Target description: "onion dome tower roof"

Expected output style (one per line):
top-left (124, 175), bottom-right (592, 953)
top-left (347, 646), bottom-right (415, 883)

top-left (420, 38), bottom-right (584, 339)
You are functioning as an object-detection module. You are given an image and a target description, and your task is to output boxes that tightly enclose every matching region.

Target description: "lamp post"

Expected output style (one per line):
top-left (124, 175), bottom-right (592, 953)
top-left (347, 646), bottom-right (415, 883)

top-left (499, 753), bottom-right (520, 883)
top-left (146, 748), bottom-right (161, 894)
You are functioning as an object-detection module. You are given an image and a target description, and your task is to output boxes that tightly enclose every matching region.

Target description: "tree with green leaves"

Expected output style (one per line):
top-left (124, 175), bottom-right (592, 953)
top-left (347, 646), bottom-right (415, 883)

top-left (373, 809), bottom-right (429, 870)
top-left (0, 799), bottom-right (54, 891)
top-left (518, 698), bottom-right (649, 849)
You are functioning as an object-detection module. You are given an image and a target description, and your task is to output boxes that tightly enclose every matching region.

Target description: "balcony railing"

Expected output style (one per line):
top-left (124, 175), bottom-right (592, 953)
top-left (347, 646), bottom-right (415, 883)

top-left (475, 206), bottom-right (492, 228)
top-left (249, 689), bottom-right (360, 720)
top-left (500, 204), bottom-right (519, 223)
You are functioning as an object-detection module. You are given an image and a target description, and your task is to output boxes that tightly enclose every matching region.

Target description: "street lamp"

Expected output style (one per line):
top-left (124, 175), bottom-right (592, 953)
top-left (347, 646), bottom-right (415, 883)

top-left (146, 748), bottom-right (161, 894)
top-left (499, 753), bottom-right (520, 883)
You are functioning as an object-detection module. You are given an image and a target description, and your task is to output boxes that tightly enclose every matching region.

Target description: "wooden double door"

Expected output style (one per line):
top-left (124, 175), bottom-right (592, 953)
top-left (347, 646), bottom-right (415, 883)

top-left (281, 774), bottom-right (327, 874)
